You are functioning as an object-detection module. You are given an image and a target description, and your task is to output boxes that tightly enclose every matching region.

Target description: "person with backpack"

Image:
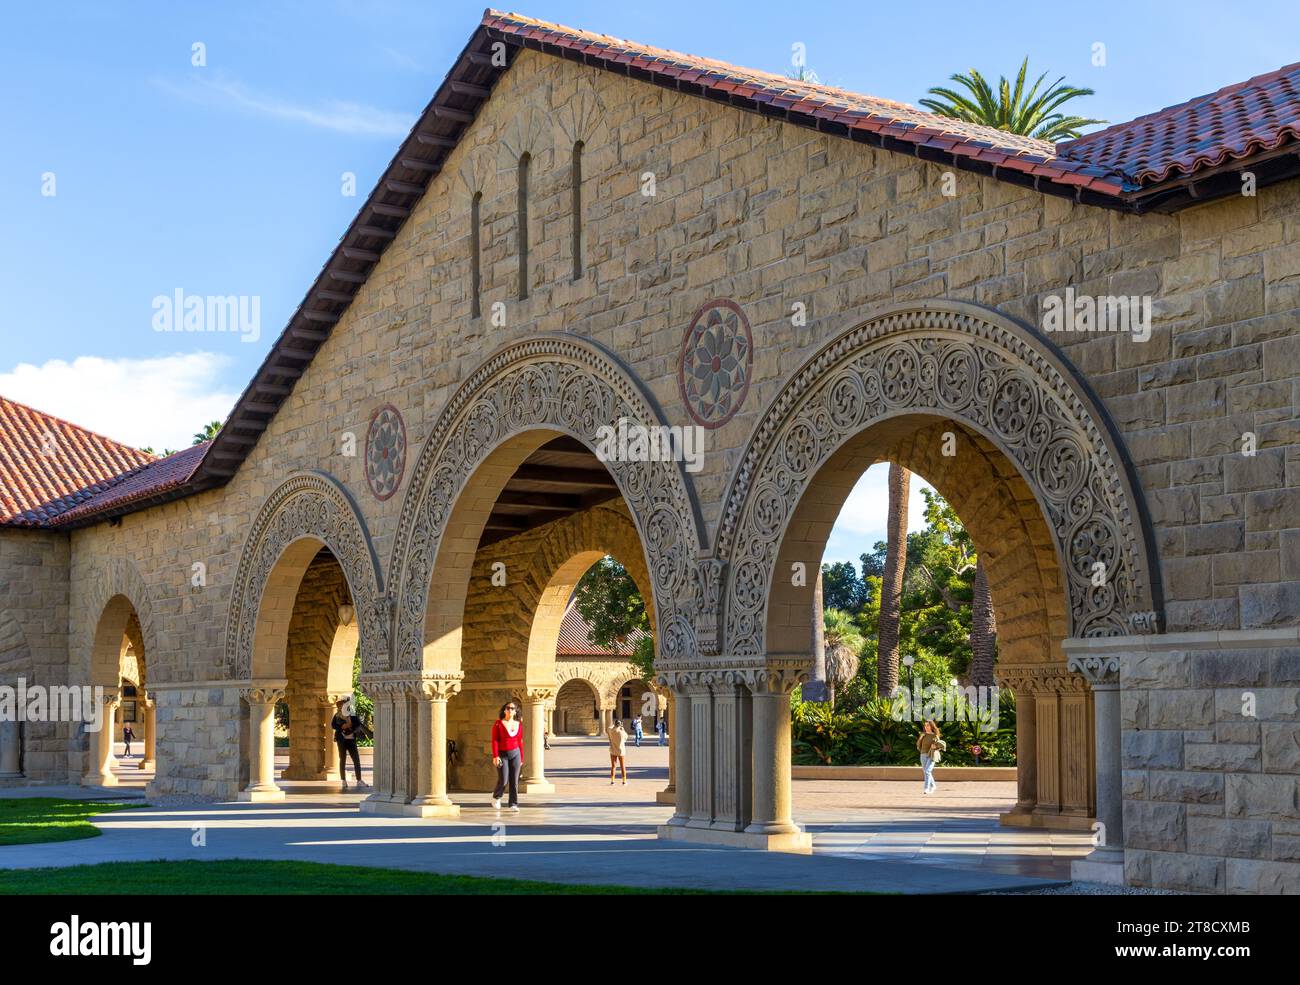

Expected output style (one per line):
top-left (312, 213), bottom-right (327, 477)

top-left (917, 719), bottom-right (946, 795)
top-left (632, 714), bottom-right (643, 747)
top-left (656, 714), bottom-right (667, 746)
top-left (122, 724), bottom-right (135, 759)
top-left (330, 697), bottom-right (367, 791)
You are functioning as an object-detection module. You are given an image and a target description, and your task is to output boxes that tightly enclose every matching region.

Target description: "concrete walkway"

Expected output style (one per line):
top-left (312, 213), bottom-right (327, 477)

top-left (0, 737), bottom-right (1082, 894)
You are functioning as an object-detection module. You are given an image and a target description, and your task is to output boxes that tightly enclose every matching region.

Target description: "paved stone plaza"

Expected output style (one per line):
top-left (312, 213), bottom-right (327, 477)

top-left (0, 738), bottom-right (1090, 893)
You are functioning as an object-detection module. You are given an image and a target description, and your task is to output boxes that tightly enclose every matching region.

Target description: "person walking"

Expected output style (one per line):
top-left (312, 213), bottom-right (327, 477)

top-left (656, 714), bottom-right (667, 746)
top-left (331, 698), bottom-right (367, 791)
top-left (607, 717), bottom-right (628, 785)
top-left (632, 715), bottom-right (643, 747)
top-left (491, 700), bottom-right (524, 812)
top-left (917, 719), bottom-right (945, 795)
top-left (122, 724), bottom-right (134, 759)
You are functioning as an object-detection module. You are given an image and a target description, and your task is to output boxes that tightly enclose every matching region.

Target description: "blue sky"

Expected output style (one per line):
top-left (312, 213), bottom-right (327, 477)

top-left (4, 0), bottom-right (1296, 550)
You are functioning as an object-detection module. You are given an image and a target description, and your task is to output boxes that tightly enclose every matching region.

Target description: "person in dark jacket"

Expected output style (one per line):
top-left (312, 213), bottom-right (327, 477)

top-left (330, 698), bottom-right (367, 791)
top-left (123, 724), bottom-right (135, 758)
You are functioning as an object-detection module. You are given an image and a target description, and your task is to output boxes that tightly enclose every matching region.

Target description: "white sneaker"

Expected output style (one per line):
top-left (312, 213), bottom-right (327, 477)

top-left (509, 804), bottom-right (520, 813)
top-left (622, 780), bottom-right (627, 786)
top-left (354, 781), bottom-right (369, 790)
top-left (492, 797), bottom-right (501, 809)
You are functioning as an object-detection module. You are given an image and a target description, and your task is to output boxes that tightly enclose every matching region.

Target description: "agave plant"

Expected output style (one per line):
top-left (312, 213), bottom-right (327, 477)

top-left (920, 57), bottom-right (1105, 141)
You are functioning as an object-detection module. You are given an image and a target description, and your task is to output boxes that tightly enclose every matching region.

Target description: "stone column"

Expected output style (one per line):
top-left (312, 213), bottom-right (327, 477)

top-left (82, 689), bottom-right (120, 787)
top-left (0, 720), bottom-right (22, 778)
top-left (1011, 685), bottom-right (1037, 813)
top-left (1068, 652), bottom-right (1125, 884)
top-left (138, 694), bottom-right (156, 771)
top-left (408, 676), bottom-right (462, 817)
top-left (656, 690), bottom-right (676, 805)
top-left (239, 686), bottom-right (286, 802)
top-left (316, 694), bottom-right (344, 781)
top-left (664, 682), bottom-right (691, 825)
top-left (745, 664), bottom-right (810, 850)
top-left (709, 671), bottom-right (751, 834)
top-left (521, 687), bottom-right (556, 793)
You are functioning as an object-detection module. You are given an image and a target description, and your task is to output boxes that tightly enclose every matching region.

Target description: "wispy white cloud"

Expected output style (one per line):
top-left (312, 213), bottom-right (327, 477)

top-left (823, 464), bottom-right (932, 566)
top-left (153, 72), bottom-right (413, 139)
top-left (0, 353), bottom-right (239, 452)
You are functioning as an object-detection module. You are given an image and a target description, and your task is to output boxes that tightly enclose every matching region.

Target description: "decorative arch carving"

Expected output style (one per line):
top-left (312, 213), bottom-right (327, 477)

top-left (388, 334), bottom-right (706, 673)
top-left (225, 471), bottom-right (386, 678)
top-left (717, 301), bottom-right (1163, 657)
top-left (81, 556), bottom-right (160, 681)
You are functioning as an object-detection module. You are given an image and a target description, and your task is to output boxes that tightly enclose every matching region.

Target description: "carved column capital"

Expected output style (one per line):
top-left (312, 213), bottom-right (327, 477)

top-left (416, 674), bottom-right (464, 702)
top-left (1066, 653), bottom-right (1121, 689)
top-left (240, 686), bottom-right (285, 705)
top-left (525, 687), bottom-right (557, 704)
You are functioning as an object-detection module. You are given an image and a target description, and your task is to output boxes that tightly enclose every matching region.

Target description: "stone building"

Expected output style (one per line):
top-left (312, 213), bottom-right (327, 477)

top-left (1, 11), bottom-right (1299, 892)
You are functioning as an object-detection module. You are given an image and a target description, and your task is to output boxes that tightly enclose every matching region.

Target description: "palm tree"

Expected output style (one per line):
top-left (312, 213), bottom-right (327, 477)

top-left (193, 421), bottom-right (222, 444)
top-left (969, 558), bottom-right (997, 688)
top-left (877, 463), bottom-right (910, 697)
top-left (920, 58), bottom-right (1105, 141)
top-left (822, 607), bottom-right (864, 708)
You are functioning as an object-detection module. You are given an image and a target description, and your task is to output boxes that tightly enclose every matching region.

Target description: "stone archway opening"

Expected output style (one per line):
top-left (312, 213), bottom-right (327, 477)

top-left (84, 594), bottom-right (148, 789)
top-left (240, 539), bottom-right (365, 800)
top-left (555, 677), bottom-right (602, 736)
top-left (769, 415), bottom-right (1088, 830)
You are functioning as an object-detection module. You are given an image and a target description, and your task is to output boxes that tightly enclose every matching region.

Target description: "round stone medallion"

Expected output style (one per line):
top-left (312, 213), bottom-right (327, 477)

top-left (365, 404), bottom-right (407, 501)
top-left (677, 298), bottom-right (753, 429)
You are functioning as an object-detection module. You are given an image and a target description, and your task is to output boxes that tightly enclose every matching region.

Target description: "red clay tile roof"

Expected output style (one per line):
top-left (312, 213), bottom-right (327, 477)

top-left (1060, 61), bottom-right (1300, 186)
top-left (483, 10), bottom-right (1137, 196)
top-left (0, 395), bottom-right (156, 527)
top-left (555, 600), bottom-right (648, 658)
top-left (52, 442), bottom-right (208, 526)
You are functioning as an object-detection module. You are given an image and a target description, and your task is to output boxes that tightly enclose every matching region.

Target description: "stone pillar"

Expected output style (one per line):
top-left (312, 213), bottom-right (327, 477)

top-left (745, 664), bottom-right (810, 850)
top-left (664, 686), bottom-right (690, 823)
top-left (657, 662), bottom-right (811, 854)
top-left (361, 682), bottom-right (395, 809)
top-left (82, 689), bottom-right (120, 787)
top-left (408, 676), bottom-right (462, 817)
top-left (1010, 685), bottom-right (1036, 813)
top-left (521, 687), bottom-right (556, 793)
top-left (138, 694), bottom-right (156, 770)
top-left (316, 695), bottom-right (343, 781)
top-left (239, 686), bottom-right (286, 802)
top-left (656, 690), bottom-right (676, 805)
top-left (0, 720), bottom-right (22, 777)
top-left (1069, 652), bottom-right (1125, 884)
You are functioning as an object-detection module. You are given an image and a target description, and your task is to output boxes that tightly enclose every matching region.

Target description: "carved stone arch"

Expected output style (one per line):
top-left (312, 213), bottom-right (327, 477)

top-left (717, 300), bottom-right (1163, 657)
top-left (554, 663), bottom-right (605, 695)
top-left (225, 471), bottom-right (386, 679)
top-left (498, 101), bottom-right (552, 171)
top-left (80, 556), bottom-right (161, 684)
top-left (388, 333), bottom-right (706, 674)
top-left (456, 143), bottom-right (496, 199)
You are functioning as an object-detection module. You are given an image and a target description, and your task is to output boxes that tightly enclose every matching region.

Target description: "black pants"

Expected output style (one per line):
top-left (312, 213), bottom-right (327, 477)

top-left (337, 739), bottom-right (362, 781)
top-left (493, 748), bottom-right (521, 806)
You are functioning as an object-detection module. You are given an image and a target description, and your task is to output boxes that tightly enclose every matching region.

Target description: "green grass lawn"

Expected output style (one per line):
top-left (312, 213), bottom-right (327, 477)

top-left (0, 798), bottom-right (145, 846)
top-left (0, 859), bottom-right (769, 894)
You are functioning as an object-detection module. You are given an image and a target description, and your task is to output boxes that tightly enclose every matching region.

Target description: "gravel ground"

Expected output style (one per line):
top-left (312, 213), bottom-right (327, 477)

top-left (987, 880), bottom-right (1178, 895)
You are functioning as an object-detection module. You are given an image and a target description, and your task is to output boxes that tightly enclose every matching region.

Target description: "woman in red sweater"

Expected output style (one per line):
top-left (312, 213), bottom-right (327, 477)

top-left (491, 700), bottom-right (524, 811)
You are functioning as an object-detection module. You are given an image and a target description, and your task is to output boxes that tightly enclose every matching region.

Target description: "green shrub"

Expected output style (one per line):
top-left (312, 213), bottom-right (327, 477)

top-left (792, 687), bottom-right (1016, 766)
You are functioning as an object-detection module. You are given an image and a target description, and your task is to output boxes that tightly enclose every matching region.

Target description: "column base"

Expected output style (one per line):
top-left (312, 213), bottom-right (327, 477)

top-left (656, 786), bottom-right (675, 805)
top-left (136, 760), bottom-right (154, 771)
top-left (657, 822), bottom-right (812, 854)
top-left (359, 796), bottom-right (404, 815)
top-left (1071, 847), bottom-right (1125, 885)
top-left (82, 774), bottom-right (118, 788)
top-left (238, 787), bottom-right (286, 802)
top-left (999, 809), bottom-right (1096, 832)
top-left (403, 799), bottom-right (461, 818)
top-left (521, 780), bottom-right (555, 794)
